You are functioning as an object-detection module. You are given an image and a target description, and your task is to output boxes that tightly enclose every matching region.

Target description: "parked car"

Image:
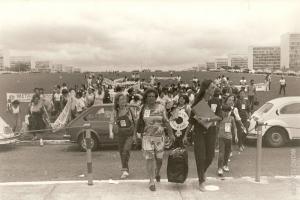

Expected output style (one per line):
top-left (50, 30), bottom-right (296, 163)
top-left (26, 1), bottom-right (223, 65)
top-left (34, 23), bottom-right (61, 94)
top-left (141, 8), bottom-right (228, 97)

top-left (247, 97), bottom-right (300, 147)
top-left (63, 104), bottom-right (141, 151)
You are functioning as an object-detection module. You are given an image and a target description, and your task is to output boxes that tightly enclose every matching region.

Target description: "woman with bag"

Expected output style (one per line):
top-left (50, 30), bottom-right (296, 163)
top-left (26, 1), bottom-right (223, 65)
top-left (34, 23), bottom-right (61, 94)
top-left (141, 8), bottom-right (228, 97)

top-left (137, 88), bottom-right (175, 191)
top-left (109, 93), bottom-right (137, 179)
top-left (183, 80), bottom-right (221, 192)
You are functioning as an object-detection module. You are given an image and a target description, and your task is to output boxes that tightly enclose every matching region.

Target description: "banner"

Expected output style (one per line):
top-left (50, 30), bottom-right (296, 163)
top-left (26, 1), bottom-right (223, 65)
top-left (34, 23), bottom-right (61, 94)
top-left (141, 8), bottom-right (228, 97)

top-left (51, 98), bottom-right (72, 132)
top-left (102, 78), bottom-right (114, 86)
top-left (156, 77), bottom-right (177, 80)
top-left (233, 83), bottom-right (267, 92)
top-left (7, 93), bottom-right (52, 103)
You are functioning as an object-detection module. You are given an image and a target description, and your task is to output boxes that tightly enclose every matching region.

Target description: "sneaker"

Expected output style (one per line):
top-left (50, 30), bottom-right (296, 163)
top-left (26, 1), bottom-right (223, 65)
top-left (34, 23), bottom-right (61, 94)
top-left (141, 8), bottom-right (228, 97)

top-left (239, 147), bottom-right (244, 152)
top-left (120, 171), bottom-right (129, 179)
top-left (217, 168), bottom-right (223, 176)
top-left (223, 166), bottom-right (230, 172)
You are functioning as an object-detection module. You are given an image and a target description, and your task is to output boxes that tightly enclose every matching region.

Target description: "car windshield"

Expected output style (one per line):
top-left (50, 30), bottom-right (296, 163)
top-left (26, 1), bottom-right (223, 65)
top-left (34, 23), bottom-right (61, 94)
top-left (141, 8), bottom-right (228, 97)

top-left (255, 103), bottom-right (273, 115)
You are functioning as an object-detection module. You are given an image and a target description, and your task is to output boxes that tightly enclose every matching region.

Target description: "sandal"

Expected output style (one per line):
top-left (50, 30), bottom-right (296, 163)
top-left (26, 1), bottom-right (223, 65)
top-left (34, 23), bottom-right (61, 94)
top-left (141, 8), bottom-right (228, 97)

top-left (149, 183), bottom-right (156, 191)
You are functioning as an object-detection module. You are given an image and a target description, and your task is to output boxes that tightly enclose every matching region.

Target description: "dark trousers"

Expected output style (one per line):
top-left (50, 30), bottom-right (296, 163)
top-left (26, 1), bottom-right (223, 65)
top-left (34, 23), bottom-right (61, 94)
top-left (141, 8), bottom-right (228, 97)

top-left (236, 122), bottom-right (246, 148)
top-left (218, 138), bottom-right (231, 168)
top-left (118, 135), bottom-right (133, 172)
top-left (279, 85), bottom-right (286, 95)
top-left (193, 126), bottom-right (216, 184)
top-left (248, 95), bottom-right (254, 112)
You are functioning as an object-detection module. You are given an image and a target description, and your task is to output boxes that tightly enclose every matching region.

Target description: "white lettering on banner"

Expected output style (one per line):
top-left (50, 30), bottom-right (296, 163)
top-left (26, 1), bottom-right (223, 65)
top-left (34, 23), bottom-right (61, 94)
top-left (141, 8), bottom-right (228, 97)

top-left (233, 83), bottom-right (267, 92)
top-left (7, 93), bottom-right (52, 103)
top-left (51, 98), bottom-right (72, 132)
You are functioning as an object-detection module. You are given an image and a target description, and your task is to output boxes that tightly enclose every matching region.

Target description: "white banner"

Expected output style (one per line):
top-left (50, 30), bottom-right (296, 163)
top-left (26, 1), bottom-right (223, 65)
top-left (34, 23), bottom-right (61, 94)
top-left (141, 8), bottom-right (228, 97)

top-left (102, 78), bottom-right (114, 86)
top-left (234, 83), bottom-right (267, 92)
top-left (7, 93), bottom-right (52, 103)
top-left (51, 98), bottom-right (72, 132)
top-left (156, 77), bottom-right (177, 80)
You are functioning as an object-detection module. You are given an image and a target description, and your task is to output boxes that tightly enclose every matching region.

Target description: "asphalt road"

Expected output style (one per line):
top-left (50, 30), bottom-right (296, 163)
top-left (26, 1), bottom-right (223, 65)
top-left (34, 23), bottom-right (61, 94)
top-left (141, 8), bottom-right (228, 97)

top-left (0, 141), bottom-right (300, 183)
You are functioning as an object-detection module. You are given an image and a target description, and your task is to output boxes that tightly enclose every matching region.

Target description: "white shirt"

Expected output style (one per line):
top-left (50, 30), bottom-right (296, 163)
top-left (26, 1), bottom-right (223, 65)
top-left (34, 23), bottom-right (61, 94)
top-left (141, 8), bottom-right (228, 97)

top-left (54, 93), bottom-right (61, 102)
top-left (280, 79), bottom-right (286, 85)
top-left (240, 79), bottom-right (247, 86)
top-left (188, 93), bottom-right (195, 105)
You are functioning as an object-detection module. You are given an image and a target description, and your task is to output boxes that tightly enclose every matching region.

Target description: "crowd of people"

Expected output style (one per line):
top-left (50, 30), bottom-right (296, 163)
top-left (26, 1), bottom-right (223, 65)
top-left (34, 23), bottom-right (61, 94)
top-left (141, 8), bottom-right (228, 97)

top-left (9, 72), bottom-right (262, 192)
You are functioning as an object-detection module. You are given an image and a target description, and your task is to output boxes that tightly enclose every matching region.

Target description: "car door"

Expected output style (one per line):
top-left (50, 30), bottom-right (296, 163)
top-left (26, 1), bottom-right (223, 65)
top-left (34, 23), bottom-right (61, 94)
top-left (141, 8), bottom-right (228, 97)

top-left (278, 102), bottom-right (300, 139)
top-left (83, 106), bottom-right (117, 144)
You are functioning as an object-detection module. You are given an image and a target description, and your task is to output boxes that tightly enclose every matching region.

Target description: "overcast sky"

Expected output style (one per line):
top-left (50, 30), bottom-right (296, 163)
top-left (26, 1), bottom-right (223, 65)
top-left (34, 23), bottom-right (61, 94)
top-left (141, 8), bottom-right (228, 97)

top-left (0, 0), bottom-right (299, 71)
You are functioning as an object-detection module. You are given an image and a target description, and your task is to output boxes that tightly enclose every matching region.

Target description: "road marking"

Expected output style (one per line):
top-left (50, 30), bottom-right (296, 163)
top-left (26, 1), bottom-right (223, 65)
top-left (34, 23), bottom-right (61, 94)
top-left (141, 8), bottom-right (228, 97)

top-left (0, 176), bottom-right (299, 186)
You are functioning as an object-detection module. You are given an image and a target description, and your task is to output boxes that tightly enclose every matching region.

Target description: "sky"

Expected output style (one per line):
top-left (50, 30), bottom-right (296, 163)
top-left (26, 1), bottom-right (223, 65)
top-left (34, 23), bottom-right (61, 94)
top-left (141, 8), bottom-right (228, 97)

top-left (0, 0), bottom-right (299, 71)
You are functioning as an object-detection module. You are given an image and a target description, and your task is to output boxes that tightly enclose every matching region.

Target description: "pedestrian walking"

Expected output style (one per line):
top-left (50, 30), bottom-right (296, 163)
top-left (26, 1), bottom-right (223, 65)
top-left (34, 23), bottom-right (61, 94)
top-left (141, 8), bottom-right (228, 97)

top-left (137, 88), bottom-right (174, 191)
top-left (183, 80), bottom-right (221, 191)
top-left (217, 105), bottom-right (238, 176)
top-left (28, 95), bottom-right (46, 140)
top-left (247, 79), bottom-right (256, 113)
top-left (9, 100), bottom-right (21, 132)
top-left (279, 76), bottom-right (286, 95)
top-left (109, 93), bottom-right (136, 179)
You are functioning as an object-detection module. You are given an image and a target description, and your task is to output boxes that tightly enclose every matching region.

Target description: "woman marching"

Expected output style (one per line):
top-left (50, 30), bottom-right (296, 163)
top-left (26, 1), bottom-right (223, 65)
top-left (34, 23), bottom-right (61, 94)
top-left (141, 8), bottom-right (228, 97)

top-left (28, 95), bottom-right (46, 140)
top-left (170, 94), bottom-right (191, 148)
top-left (137, 88), bottom-right (175, 191)
top-left (183, 80), bottom-right (221, 191)
top-left (109, 93), bottom-right (137, 179)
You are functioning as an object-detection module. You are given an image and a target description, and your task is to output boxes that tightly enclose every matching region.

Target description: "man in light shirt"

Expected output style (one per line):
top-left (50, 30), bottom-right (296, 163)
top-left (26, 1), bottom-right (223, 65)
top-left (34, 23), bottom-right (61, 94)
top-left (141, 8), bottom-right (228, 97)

top-left (240, 77), bottom-right (247, 86)
top-left (279, 76), bottom-right (286, 96)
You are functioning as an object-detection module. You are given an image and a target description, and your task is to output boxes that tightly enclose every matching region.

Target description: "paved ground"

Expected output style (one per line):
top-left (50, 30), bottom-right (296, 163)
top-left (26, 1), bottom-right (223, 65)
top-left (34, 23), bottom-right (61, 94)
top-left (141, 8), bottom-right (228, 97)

top-left (0, 177), bottom-right (299, 200)
top-left (0, 142), bottom-right (299, 182)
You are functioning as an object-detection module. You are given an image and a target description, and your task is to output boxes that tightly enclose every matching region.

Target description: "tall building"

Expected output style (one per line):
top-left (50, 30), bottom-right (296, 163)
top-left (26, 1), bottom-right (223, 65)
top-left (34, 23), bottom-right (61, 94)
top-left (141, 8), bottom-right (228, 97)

top-left (228, 54), bottom-right (248, 68)
top-left (215, 58), bottom-right (228, 68)
top-left (248, 46), bottom-right (280, 70)
top-left (9, 56), bottom-right (31, 71)
top-left (281, 33), bottom-right (300, 71)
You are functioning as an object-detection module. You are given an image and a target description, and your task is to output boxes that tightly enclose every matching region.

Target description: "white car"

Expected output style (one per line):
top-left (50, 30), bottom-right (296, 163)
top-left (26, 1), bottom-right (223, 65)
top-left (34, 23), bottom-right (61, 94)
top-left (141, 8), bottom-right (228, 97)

top-left (247, 97), bottom-right (300, 147)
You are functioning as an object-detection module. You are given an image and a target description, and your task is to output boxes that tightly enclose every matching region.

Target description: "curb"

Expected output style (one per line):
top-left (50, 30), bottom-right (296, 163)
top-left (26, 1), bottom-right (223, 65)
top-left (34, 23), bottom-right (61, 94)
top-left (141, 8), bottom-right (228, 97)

top-left (1, 176), bottom-right (300, 186)
top-left (16, 140), bottom-right (71, 146)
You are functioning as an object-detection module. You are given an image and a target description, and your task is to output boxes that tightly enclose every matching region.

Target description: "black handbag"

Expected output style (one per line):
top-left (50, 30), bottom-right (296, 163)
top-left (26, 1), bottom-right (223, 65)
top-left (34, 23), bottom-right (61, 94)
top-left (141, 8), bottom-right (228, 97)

top-left (167, 148), bottom-right (188, 183)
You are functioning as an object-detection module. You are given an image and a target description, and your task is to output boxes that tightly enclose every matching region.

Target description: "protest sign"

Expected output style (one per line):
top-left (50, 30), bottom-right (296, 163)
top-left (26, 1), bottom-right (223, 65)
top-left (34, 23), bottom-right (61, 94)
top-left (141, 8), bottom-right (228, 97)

top-left (51, 98), bottom-right (72, 132)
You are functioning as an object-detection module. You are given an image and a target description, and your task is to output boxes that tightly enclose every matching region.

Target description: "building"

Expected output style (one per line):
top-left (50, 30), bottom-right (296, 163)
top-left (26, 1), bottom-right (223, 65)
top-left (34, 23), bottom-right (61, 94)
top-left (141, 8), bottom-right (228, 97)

top-left (248, 46), bottom-right (280, 70)
top-left (35, 61), bottom-right (51, 72)
top-left (281, 33), bottom-right (300, 71)
top-left (9, 56), bottom-right (31, 71)
top-left (215, 58), bottom-right (228, 69)
top-left (228, 54), bottom-right (248, 68)
top-left (206, 62), bottom-right (216, 70)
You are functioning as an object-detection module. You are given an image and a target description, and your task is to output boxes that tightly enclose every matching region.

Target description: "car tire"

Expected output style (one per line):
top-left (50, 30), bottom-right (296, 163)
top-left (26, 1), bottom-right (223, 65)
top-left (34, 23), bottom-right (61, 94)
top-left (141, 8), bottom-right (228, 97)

top-left (264, 127), bottom-right (288, 147)
top-left (78, 131), bottom-right (99, 152)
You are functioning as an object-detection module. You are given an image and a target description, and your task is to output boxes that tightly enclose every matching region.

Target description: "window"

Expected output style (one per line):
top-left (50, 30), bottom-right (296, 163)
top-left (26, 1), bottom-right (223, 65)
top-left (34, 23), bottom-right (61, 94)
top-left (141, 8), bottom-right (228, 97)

top-left (256, 103), bottom-right (273, 115)
top-left (280, 103), bottom-right (300, 114)
top-left (84, 107), bottom-right (112, 121)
